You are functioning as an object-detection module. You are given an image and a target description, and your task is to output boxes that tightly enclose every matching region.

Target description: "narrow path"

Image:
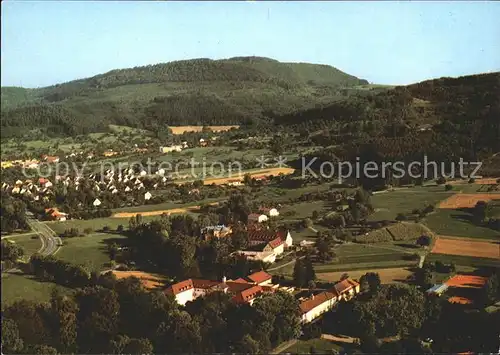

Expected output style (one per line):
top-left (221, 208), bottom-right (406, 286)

top-left (419, 255), bottom-right (426, 268)
top-left (1, 232), bottom-right (38, 239)
top-left (321, 333), bottom-right (357, 344)
top-left (267, 256), bottom-right (304, 272)
top-left (270, 339), bottom-right (298, 354)
top-left (308, 226), bottom-right (318, 233)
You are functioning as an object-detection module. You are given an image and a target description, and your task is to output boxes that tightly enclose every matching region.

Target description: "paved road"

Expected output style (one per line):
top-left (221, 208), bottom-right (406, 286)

top-left (2, 214), bottom-right (62, 277)
top-left (25, 212), bottom-right (62, 256)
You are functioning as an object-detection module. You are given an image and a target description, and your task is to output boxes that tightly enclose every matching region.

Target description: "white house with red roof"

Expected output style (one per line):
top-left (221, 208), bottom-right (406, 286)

top-left (164, 272), bottom-right (277, 306)
top-left (247, 229), bottom-right (292, 249)
top-left (259, 207), bottom-right (279, 217)
top-left (300, 291), bottom-right (338, 324)
top-left (233, 251), bottom-right (277, 264)
top-left (45, 207), bottom-right (68, 222)
top-left (248, 213), bottom-right (268, 223)
top-left (262, 237), bottom-right (285, 255)
top-left (298, 278), bottom-right (361, 323)
top-left (38, 177), bottom-right (53, 188)
top-left (333, 278), bottom-right (360, 300)
top-left (245, 270), bottom-right (273, 286)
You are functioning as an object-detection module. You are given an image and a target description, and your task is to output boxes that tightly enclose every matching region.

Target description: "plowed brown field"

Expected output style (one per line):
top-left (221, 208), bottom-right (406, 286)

top-left (438, 193), bottom-right (500, 209)
top-left (445, 274), bottom-right (489, 288)
top-left (200, 167), bottom-right (295, 185)
top-left (431, 236), bottom-right (500, 259)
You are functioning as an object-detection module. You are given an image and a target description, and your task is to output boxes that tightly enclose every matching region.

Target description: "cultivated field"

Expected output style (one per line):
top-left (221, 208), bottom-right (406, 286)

top-left (445, 274), bottom-right (489, 288)
top-left (448, 178), bottom-right (500, 186)
top-left (444, 274), bottom-right (489, 305)
top-left (169, 125), bottom-right (239, 134)
top-left (317, 267), bottom-right (414, 284)
top-left (431, 236), bottom-right (500, 259)
top-left (368, 187), bottom-right (454, 221)
top-left (111, 270), bottom-right (167, 290)
top-left (198, 167), bottom-right (295, 185)
top-left (438, 193), bottom-right (500, 209)
top-left (426, 253), bottom-right (500, 268)
top-left (424, 208), bottom-right (500, 240)
top-left (355, 222), bottom-right (435, 243)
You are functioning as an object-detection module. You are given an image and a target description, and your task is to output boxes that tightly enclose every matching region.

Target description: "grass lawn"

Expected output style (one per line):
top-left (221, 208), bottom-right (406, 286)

top-left (254, 184), bottom-right (355, 205)
top-left (424, 209), bottom-right (500, 239)
top-left (313, 259), bottom-right (417, 273)
top-left (280, 201), bottom-right (331, 220)
top-left (273, 258), bottom-right (417, 276)
top-left (426, 253), bottom-right (500, 268)
top-left (55, 233), bottom-right (127, 271)
top-left (290, 228), bottom-right (320, 243)
top-left (2, 234), bottom-right (41, 256)
top-left (283, 338), bottom-right (354, 354)
top-left (47, 215), bottom-right (160, 234)
top-left (112, 197), bottom-right (224, 213)
top-left (1, 273), bottom-right (70, 305)
top-left (369, 187), bottom-right (454, 221)
top-left (272, 242), bottom-right (417, 276)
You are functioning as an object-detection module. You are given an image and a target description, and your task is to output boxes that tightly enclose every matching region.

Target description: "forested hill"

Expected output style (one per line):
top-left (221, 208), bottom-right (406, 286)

top-left (280, 72), bottom-right (500, 174)
top-left (0, 57), bottom-right (368, 138)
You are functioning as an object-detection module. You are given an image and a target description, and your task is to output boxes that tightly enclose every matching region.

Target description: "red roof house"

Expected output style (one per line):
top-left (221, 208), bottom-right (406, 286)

top-left (246, 270), bottom-right (273, 285)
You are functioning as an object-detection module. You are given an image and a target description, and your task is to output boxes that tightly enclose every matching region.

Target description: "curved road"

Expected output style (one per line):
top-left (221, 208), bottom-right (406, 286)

top-left (25, 212), bottom-right (62, 256)
top-left (2, 213), bottom-right (62, 276)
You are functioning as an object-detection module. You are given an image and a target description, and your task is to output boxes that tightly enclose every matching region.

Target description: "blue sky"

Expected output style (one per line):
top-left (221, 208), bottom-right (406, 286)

top-left (2, 1), bottom-right (499, 88)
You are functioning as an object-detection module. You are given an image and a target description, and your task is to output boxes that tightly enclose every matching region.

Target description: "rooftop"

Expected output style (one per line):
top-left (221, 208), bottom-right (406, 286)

top-left (299, 291), bottom-right (337, 314)
top-left (333, 278), bottom-right (359, 294)
top-left (247, 270), bottom-right (272, 284)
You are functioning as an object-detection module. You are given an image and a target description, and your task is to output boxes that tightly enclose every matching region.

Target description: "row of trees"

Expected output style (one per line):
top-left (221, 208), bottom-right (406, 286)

top-left (29, 254), bottom-right (92, 288)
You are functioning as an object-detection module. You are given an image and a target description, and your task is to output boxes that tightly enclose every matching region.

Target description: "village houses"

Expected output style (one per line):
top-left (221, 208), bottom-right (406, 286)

top-left (164, 270), bottom-right (360, 324)
top-left (164, 271), bottom-right (280, 306)
top-left (160, 145), bottom-right (183, 153)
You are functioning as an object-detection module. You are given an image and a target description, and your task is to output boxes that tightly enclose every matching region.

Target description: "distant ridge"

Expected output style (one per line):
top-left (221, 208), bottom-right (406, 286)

top-left (0, 56), bottom-right (368, 138)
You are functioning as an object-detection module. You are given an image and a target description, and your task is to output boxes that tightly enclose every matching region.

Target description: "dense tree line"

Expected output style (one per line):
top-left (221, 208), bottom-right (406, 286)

top-left (29, 254), bottom-right (92, 288)
top-left (280, 72), bottom-right (500, 184)
top-left (1, 274), bottom-right (301, 354)
top-left (324, 282), bottom-right (499, 353)
top-left (1, 191), bottom-right (29, 233)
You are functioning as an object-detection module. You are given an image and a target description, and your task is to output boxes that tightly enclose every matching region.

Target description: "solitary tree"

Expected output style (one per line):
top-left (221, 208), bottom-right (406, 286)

top-left (416, 235), bottom-right (432, 247)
